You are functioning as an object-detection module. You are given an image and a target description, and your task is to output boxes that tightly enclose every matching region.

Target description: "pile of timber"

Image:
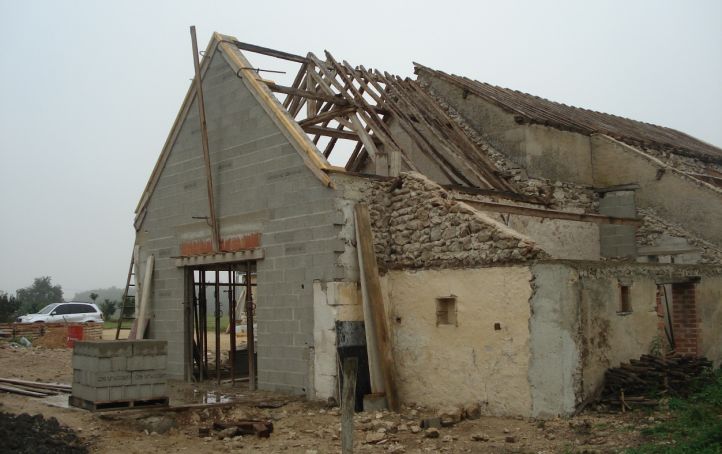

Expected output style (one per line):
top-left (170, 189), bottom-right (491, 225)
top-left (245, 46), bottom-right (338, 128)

top-left (0, 323), bottom-right (102, 341)
top-left (600, 354), bottom-right (713, 410)
top-left (0, 377), bottom-right (71, 397)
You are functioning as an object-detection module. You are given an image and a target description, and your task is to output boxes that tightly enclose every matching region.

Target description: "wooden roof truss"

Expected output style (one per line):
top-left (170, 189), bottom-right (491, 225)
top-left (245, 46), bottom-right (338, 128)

top-left (234, 41), bottom-right (515, 191)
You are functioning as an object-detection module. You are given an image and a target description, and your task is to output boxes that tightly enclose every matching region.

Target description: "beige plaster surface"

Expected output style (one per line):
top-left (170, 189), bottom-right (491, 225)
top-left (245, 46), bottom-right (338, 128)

top-left (385, 266), bottom-right (534, 415)
top-left (698, 276), bottom-right (722, 367)
top-left (578, 276), bottom-right (659, 400)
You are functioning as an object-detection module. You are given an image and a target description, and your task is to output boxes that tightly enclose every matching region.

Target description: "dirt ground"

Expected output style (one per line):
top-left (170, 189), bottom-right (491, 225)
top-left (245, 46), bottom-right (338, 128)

top-left (0, 342), bottom-right (666, 453)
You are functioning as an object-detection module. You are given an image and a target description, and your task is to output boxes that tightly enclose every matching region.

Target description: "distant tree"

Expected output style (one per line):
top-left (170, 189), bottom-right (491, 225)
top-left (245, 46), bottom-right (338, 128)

top-left (89, 292), bottom-right (99, 304)
top-left (99, 299), bottom-right (117, 320)
top-left (0, 292), bottom-right (21, 323)
top-left (16, 276), bottom-right (63, 315)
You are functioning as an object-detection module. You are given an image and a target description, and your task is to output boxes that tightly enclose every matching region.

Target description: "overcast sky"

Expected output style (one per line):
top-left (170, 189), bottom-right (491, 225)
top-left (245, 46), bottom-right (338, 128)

top-left (0, 0), bottom-right (720, 298)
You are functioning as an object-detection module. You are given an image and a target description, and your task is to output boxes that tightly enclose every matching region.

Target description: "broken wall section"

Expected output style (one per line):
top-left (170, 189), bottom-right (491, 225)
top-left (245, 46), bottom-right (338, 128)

top-left (528, 261), bottom-right (722, 417)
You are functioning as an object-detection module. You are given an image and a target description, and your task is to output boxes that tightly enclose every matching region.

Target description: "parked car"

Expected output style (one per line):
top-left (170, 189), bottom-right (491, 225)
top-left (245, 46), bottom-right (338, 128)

top-left (16, 302), bottom-right (103, 324)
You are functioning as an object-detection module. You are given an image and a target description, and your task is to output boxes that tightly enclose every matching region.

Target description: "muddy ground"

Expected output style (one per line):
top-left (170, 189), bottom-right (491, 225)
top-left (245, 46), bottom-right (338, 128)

top-left (0, 342), bottom-right (666, 453)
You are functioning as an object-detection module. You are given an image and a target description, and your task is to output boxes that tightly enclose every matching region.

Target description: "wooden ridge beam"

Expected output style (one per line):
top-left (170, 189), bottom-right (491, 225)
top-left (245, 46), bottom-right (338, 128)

top-left (232, 40), bottom-right (308, 63)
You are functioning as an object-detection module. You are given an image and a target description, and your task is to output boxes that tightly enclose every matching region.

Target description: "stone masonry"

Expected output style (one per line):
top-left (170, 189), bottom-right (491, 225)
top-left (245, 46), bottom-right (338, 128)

top-left (360, 173), bottom-right (547, 270)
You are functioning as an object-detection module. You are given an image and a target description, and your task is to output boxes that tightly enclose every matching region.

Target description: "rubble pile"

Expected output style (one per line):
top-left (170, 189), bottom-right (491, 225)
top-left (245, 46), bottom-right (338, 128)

top-left (0, 412), bottom-right (87, 454)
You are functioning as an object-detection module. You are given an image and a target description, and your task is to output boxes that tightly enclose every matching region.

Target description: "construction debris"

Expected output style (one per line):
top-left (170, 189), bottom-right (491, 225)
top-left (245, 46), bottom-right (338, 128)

top-left (199, 419), bottom-right (274, 438)
top-left (599, 354), bottom-right (713, 410)
top-left (0, 378), bottom-right (71, 397)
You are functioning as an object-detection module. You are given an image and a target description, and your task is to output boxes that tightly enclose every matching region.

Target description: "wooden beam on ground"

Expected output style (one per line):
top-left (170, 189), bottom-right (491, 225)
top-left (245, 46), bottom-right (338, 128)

top-left (0, 378), bottom-right (71, 391)
top-left (0, 384), bottom-right (49, 397)
top-left (354, 204), bottom-right (399, 411)
top-left (455, 197), bottom-right (643, 226)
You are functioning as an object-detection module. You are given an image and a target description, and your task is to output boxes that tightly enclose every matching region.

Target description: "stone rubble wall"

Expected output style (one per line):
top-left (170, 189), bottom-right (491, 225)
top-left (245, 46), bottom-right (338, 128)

top-left (637, 208), bottom-right (722, 264)
top-left (421, 83), bottom-right (599, 212)
top-left (358, 172), bottom-right (548, 270)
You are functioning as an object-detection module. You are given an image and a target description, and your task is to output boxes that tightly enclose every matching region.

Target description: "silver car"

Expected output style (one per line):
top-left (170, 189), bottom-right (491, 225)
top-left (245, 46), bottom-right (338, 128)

top-left (16, 302), bottom-right (103, 324)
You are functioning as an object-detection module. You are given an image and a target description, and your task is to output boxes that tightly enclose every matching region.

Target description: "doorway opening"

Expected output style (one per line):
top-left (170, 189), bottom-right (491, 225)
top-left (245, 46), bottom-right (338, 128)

top-left (187, 261), bottom-right (257, 388)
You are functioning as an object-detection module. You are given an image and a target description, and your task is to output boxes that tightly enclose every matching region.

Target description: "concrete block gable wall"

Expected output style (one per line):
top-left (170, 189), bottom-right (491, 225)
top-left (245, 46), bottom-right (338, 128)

top-left (136, 48), bottom-right (342, 395)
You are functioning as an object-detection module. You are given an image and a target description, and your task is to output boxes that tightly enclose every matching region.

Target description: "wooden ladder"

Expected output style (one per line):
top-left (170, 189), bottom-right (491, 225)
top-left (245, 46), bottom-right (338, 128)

top-left (114, 252), bottom-right (136, 340)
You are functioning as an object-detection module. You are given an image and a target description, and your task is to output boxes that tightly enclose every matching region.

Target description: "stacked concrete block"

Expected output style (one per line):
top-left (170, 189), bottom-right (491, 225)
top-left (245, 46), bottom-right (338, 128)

top-left (71, 340), bottom-right (167, 404)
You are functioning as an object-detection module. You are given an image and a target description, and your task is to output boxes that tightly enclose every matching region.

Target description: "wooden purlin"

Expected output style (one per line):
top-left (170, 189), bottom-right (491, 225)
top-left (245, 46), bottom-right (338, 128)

top-left (368, 70), bottom-right (477, 186)
top-left (395, 75), bottom-right (516, 191)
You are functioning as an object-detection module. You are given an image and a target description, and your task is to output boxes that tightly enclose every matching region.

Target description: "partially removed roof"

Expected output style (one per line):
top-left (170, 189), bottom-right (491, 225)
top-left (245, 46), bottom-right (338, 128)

top-left (415, 64), bottom-right (722, 164)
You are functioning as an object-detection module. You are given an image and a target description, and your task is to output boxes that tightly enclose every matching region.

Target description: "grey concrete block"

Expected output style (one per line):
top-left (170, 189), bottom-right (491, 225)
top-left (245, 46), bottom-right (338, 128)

top-left (131, 370), bottom-right (167, 385)
top-left (132, 340), bottom-right (168, 356)
top-left (74, 341), bottom-right (133, 358)
top-left (127, 355), bottom-right (167, 371)
top-left (76, 370), bottom-right (132, 387)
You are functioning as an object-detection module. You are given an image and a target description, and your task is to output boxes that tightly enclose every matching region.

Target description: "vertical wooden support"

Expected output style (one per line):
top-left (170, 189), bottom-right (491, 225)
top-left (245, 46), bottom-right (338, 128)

top-left (246, 262), bottom-right (256, 390)
top-left (354, 204), bottom-right (399, 411)
top-left (341, 357), bottom-right (358, 454)
top-left (190, 26), bottom-right (220, 252)
top-left (129, 255), bottom-right (154, 340)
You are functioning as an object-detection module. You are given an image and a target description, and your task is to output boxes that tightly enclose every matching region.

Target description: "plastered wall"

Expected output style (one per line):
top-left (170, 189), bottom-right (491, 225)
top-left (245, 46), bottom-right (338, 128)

top-left (591, 135), bottom-right (722, 246)
top-left (698, 276), bottom-right (722, 367)
top-left (420, 74), bottom-right (594, 185)
top-left (385, 266), bottom-right (534, 416)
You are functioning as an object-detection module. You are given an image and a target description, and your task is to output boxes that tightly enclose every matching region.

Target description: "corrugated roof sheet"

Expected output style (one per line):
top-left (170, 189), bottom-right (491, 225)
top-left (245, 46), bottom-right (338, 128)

top-left (415, 64), bottom-right (722, 164)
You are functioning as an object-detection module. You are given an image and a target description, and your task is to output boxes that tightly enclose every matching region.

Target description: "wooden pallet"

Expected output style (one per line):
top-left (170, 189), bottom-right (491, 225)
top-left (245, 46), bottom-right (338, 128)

top-left (68, 395), bottom-right (169, 412)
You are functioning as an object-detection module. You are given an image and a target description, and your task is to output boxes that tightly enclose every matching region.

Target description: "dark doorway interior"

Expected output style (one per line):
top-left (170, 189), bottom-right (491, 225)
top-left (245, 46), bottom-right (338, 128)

top-left (188, 262), bottom-right (257, 388)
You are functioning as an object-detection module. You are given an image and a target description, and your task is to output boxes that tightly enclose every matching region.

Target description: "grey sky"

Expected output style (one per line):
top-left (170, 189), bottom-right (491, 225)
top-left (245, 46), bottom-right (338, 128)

top-left (0, 0), bottom-right (720, 298)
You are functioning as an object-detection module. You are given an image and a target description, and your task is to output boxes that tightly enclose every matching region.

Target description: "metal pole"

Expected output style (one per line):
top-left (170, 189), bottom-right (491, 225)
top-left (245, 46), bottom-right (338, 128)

top-left (229, 268), bottom-right (236, 386)
top-left (190, 25), bottom-right (220, 252)
top-left (246, 262), bottom-right (256, 390)
top-left (215, 269), bottom-right (221, 385)
top-left (200, 271), bottom-right (207, 381)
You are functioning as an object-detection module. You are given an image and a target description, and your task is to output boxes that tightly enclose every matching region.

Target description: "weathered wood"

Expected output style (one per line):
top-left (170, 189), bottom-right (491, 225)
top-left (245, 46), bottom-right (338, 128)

top-left (129, 255), bottom-right (154, 340)
top-left (264, 81), bottom-right (349, 106)
top-left (232, 40), bottom-right (308, 63)
top-left (190, 26), bottom-right (220, 253)
top-left (302, 125), bottom-right (360, 141)
top-left (0, 384), bottom-right (49, 397)
top-left (354, 204), bottom-right (399, 411)
top-left (341, 357), bottom-right (358, 454)
top-left (298, 106), bottom-right (357, 127)
top-left (455, 197), bottom-right (643, 226)
top-left (0, 377), bottom-right (70, 391)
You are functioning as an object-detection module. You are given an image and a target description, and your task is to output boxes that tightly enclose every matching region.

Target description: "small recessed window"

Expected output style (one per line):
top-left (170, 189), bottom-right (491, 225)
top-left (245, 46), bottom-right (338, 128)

top-left (619, 285), bottom-right (632, 313)
top-left (436, 296), bottom-right (457, 326)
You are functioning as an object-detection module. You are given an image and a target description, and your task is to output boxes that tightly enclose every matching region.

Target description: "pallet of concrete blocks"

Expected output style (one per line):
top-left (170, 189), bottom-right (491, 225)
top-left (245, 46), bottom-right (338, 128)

top-left (69, 340), bottom-right (169, 411)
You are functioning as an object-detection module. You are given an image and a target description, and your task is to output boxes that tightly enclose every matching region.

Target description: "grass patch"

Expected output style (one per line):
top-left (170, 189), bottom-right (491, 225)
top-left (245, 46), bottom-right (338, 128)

top-left (206, 315), bottom-right (229, 332)
top-left (628, 368), bottom-right (722, 453)
top-left (103, 320), bottom-right (133, 330)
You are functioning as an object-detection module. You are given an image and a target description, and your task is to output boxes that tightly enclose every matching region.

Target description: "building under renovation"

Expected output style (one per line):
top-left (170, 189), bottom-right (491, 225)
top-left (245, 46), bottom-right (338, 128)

top-left (130, 31), bottom-right (722, 417)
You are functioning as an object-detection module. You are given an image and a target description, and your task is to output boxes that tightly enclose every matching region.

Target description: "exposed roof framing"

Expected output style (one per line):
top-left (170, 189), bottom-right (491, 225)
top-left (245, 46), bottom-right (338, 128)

top-left (414, 64), bottom-right (722, 165)
top-left (259, 49), bottom-right (516, 191)
top-left (136, 35), bottom-right (522, 224)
